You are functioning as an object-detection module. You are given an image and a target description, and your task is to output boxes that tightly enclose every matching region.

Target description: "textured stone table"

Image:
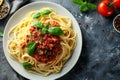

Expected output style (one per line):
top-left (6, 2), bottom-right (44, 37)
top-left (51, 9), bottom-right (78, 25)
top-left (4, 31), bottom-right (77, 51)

top-left (1, 0), bottom-right (120, 80)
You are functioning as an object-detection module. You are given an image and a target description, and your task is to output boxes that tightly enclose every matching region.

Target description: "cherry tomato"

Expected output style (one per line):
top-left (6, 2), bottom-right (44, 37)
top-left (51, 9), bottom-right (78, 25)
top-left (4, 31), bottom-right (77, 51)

top-left (113, 0), bottom-right (120, 8)
top-left (98, 0), bottom-right (115, 17)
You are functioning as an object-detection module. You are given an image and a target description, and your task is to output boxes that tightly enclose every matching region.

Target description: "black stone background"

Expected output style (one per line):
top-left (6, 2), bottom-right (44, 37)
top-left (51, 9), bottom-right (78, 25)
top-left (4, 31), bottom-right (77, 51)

top-left (0, 0), bottom-right (120, 80)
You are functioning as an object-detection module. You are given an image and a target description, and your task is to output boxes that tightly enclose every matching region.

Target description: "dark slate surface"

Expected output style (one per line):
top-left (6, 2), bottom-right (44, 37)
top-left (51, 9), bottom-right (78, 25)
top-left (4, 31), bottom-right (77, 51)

top-left (1, 0), bottom-right (120, 80)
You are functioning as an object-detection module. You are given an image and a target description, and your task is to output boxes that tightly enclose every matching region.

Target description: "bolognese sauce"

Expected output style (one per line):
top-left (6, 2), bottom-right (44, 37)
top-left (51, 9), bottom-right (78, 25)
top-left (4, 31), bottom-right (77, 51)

top-left (21, 25), bottom-right (62, 63)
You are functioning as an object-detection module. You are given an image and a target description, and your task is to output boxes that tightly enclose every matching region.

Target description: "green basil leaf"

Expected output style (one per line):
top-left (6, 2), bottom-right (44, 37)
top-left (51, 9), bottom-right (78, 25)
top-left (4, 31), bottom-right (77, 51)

top-left (33, 12), bottom-right (41, 19)
top-left (27, 42), bottom-right (36, 56)
top-left (22, 62), bottom-right (32, 69)
top-left (79, 2), bottom-right (88, 12)
top-left (0, 29), bottom-right (3, 36)
top-left (40, 10), bottom-right (52, 16)
top-left (33, 10), bottom-right (51, 19)
top-left (41, 27), bottom-right (48, 34)
top-left (71, 0), bottom-right (96, 13)
top-left (87, 3), bottom-right (96, 10)
top-left (33, 21), bottom-right (44, 28)
top-left (48, 27), bottom-right (63, 36)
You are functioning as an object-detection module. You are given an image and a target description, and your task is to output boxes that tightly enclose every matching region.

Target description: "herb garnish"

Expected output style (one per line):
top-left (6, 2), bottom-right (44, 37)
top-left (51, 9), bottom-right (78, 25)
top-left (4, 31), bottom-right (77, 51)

top-left (41, 27), bottom-right (48, 34)
top-left (33, 10), bottom-right (52, 19)
top-left (72, 0), bottom-right (96, 12)
top-left (48, 27), bottom-right (63, 36)
top-left (27, 42), bottom-right (36, 56)
top-left (32, 21), bottom-right (63, 36)
top-left (22, 62), bottom-right (32, 69)
top-left (32, 21), bottom-right (44, 28)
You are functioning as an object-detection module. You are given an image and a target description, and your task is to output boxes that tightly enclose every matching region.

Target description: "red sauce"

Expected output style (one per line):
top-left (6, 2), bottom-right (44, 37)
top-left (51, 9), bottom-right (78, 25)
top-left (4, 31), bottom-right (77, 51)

top-left (22, 26), bottom-right (62, 63)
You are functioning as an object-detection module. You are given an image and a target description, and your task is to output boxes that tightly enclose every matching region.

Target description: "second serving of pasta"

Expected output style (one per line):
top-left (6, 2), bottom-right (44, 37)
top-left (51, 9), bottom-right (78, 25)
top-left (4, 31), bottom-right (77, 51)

top-left (8, 7), bottom-right (76, 76)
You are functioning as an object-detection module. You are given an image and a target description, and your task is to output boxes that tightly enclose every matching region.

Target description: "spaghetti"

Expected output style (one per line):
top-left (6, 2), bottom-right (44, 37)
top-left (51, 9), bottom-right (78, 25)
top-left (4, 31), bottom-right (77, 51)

top-left (7, 8), bottom-right (76, 76)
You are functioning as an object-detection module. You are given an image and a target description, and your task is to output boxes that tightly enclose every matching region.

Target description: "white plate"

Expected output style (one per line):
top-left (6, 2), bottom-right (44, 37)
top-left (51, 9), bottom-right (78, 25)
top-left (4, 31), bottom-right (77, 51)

top-left (3, 1), bottom-right (82, 80)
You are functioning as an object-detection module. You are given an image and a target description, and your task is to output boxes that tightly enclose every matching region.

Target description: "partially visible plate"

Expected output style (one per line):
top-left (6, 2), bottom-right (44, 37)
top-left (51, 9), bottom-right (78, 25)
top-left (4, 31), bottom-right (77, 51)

top-left (3, 1), bottom-right (82, 80)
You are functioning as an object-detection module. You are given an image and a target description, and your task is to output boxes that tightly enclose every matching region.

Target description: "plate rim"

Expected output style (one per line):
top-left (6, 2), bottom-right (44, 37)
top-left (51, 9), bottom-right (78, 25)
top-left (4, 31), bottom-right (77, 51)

top-left (3, 1), bottom-right (83, 80)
